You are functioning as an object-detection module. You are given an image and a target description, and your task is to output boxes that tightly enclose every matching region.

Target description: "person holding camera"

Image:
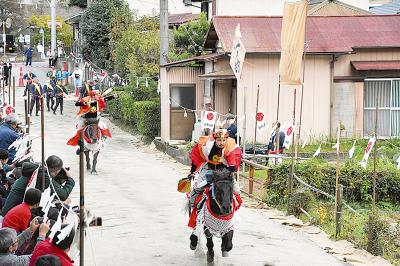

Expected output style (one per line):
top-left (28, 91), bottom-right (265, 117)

top-left (0, 114), bottom-right (22, 163)
top-left (2, 156), bottom-right (75, 216)
top-left (0, 218), bottom-right (50, 266)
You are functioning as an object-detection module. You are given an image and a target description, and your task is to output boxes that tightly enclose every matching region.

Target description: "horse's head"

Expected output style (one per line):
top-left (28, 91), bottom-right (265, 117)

top-left (84, 124), bottom-right (99, 144)
top-left (212, 168), bottom-right (234, 216)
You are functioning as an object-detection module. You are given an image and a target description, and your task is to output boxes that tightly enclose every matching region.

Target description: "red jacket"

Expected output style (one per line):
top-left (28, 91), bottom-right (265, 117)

top-left (2, 203), bottom-right (31, 233)
top-left (190, 136), bottom-right (242, 172)
top-left (29, 239), bottom-right (74, 266)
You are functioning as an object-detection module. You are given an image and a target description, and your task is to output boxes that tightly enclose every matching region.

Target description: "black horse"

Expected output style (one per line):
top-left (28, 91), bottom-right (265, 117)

top-left (83, 123), bottom-right (102, 174)
top-left (190, 168), bottom-right (236, 263)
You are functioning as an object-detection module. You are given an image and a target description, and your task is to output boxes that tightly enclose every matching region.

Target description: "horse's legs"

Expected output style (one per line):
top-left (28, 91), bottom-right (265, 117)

top-left (221, 230), bottom-right (234, 257)
top-left (205, 227), bottom-right (214, 263)
top-left (189, 233), bottom-right (198, 250)
top-left (91, 151), bottom-right (99, 174)
top-left (84, 151), bottom-right (91, 170)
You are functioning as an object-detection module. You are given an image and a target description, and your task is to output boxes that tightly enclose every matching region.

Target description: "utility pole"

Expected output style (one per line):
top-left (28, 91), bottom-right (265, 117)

top-left (159, 0), bottom-right (169, 65)
top-left (51, 0), bottom-right (56, 57)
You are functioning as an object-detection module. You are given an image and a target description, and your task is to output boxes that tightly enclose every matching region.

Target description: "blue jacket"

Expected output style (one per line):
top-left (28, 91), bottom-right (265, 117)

top-left (0, 123), bottom-right (19, 161)
top-left (23, 72), bottom-right (36, 81)
top-left (53, 84), bottom-right (68, 98)
top-left (29, 83), bottom-right (43, 98)
top-left (43, 81), bottom-right (56, 95)
top-left (24, 47), bottom-right (33, 58)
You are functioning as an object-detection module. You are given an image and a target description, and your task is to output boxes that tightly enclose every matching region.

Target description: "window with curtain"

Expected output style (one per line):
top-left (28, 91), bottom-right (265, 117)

top-left (364, 79), bottom-right (400, 137)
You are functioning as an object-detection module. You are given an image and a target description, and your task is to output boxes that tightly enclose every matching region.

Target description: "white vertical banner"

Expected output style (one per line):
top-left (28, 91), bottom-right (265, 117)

top-left (201, 111), bottom-right (217, 130)
top-left (348, 140), bottom-right (356, 159)
top-left (256, 111), bottom-right (268, 134)
top-left (229, 24), bottom-right (246, 80)
top-left (360, 137), bottom-right (376, 169)
top-left (283, 124), bottom-right (295, 149)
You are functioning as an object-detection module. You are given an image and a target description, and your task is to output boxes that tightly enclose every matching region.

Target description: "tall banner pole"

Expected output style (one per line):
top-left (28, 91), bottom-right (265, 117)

top-left (242, 90), bottom-right (247, 173)
top-left (79, 131), bottom-right (85, 265)
top-left (12, 77), bottom-right (15, 107)
top-left (253, 86), bottom-right (260, 157)
top-left (40, 97), bottom-right (45, 191)
top-left (289, 88), bottom-right (297, 200)
top-left (27, 88), bottom-right (31, 134)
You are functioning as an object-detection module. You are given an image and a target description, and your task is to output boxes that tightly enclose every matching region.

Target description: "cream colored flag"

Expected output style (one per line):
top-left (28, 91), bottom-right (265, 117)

top-left (279, 0), bottom-right (308, 85)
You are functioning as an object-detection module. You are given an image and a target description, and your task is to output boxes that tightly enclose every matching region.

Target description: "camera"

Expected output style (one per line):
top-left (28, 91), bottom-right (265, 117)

top-left (55, 167), bottom-right (69, 180)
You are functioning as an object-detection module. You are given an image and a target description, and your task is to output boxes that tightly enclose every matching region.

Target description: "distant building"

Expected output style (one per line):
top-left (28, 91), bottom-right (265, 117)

top-left (370, 0), bottom-right (400, 14)
top-left (160, 15), bottom-right (400, 141)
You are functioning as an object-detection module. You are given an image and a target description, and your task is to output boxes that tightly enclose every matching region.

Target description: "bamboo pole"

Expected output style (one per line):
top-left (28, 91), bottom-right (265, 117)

top-left (40, 97), bottom-right (45, 191)
top-left (372, 85), bottom-right (379, 210)
top-left (12, 77), bottom-right (15, 107)
top-left (79, 131), bottom-right (85, 265)
top-left (335, 123), bottom-right (341, 236)
top-left (242, 90), bottom-right (247, 174)
top-left (253, 86), bottom-right (260, 157)
top-left (289, 88), bottom-right (297, 199)
top-left (13, 76), bottom-right (15, 108)
top-left (274, 76), bottom-right (281, 165)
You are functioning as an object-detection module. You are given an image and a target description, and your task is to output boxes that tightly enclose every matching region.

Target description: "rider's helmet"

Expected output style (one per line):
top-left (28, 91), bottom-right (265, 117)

top-left (212, 128), bottom-right (229, 139)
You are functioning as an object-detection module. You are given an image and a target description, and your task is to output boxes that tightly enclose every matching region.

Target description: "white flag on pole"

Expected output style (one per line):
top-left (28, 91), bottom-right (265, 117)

top-left (360, 137), bottom-right (376, 169)
top-left (229, 24), bottom-right (246, 80)
top-left (256, 111), bottom-right (268, 134)
top-left (283, 124), bottom-right (295, 149)
top-left (301, 138), bottom-right (308, 149)
top-left (201, 111), bottom-right (217, 130)
top-left (313, 144), bottom-right (321, 157)
top-left (348, 140), bottom-right (356, 159)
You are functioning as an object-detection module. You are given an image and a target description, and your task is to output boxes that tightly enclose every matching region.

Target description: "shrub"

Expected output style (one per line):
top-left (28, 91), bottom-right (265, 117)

top-left (268, 159), bottom-right (400, 206)
top-left (132, 101), bottom-right (160, 139)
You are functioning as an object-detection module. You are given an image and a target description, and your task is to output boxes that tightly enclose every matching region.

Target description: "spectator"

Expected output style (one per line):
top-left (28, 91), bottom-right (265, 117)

top-left (0, 114), bottom-right (21, 162)
top-left (0, 219), bottom-right (50, 266)
top-left (3, 61), bottom-right (9, 86)
top-left (23, 71), bottom-right (37, 96)
top-left (2, 157), bottom-right (75, 216)
top-left (30, 225), bottom-right (75, 266)
top-left (24, 46), bottom-right (34, 66)
top-left (72, 64), bottom-right (82, 97)
top-left (225, 114), bottom-right (238, 143)
top-left (34, 255), bottom-right (61, 266)
top-left (267, 122), bottom-right (286, 165)
top-left (2, 188), bottom-right (42, 233)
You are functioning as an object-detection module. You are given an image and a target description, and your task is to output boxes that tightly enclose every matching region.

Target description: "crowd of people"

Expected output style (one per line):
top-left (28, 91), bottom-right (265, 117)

top-left (0, 59), bottom-right (114, 265)
top-left (0, 125), bottom-right (77, 265)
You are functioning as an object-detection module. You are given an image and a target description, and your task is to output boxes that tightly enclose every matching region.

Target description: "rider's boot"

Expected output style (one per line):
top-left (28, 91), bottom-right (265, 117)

top-left (190, 233), bottom-right (198, 250)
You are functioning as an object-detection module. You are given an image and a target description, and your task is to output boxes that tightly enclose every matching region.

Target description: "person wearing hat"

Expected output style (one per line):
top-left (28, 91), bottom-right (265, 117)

top-left (29, 78), bottom-right (43, 116)
top-left (52, 81), bottom-right (68, 115)
top-left (188, 128), bottom-right (241, 207)
top-left (0, 114), bottom-right (21, 162)
top-left (187, 128), bottom-right (242, 249)
top-left (43, 78), bottom-right (56, 112)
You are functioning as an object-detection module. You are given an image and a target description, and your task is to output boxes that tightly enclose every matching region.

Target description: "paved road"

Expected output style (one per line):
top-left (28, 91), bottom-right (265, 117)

top-left (11, 62), bottom-right (347, 266)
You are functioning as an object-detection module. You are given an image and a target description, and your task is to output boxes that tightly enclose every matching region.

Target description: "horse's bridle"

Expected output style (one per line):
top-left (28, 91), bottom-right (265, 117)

top-left (211, 178), bottom-right (234, 215)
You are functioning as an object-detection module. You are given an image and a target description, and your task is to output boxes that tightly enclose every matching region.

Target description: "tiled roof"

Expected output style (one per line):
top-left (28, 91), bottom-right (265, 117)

top-left (370, 0), bottom-right (400, 14)
top-left (351, 60), bottom-right (400, 70)
top-left (204, 15), bottom-right (400, 53)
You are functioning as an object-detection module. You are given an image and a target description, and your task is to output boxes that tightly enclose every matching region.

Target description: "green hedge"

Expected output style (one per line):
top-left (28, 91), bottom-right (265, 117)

top-left (106, 86), bottom-right (161, 139)
top-left (132, 101), bottom-right (160, 138)
top-left (267, 159), bottom-right (400, 206)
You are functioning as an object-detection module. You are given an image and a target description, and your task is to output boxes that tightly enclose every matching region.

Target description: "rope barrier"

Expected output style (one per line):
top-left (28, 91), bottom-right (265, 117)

top-left (292, 173), bottom-right (360, 215)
